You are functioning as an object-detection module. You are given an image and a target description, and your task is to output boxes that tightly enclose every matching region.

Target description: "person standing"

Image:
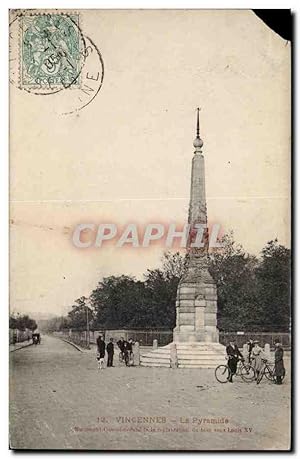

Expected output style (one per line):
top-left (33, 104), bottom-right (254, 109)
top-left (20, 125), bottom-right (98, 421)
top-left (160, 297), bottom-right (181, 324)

top-left (247, 338), bottom-right (255, 363)
top-left (274, 340), bottom-right (285, 385)
top-left (123, 340), bottom-right (131, 366)
top-left (106, 338), bottom-right (114, 367)
top-left (226, 340), bottom-right (244, 383)
top-left (96, 335), bottom-right (106, 370)
top-left (117, 337), bottom-right (126, 361)
top-left (127, 338), bottom-right (135, 366)
top-left (252, 341), bottom-right (263, 380)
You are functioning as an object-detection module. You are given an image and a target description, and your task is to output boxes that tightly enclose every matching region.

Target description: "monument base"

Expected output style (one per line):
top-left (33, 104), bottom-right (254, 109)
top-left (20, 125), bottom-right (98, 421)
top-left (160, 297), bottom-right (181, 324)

top-left (173, 328), bottom-right (219, 344)
top-left (173, 271), bottom-right (219, 344)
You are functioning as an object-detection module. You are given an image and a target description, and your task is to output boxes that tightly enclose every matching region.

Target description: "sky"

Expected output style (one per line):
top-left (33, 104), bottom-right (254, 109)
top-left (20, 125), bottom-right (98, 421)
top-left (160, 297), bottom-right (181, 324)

top-left (10, 9), bottom-right (290, 317)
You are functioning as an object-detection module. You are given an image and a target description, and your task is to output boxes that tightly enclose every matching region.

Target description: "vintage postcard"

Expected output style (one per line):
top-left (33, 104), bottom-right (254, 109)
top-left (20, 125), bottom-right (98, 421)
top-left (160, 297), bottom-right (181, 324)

top-left (9, 9), bottom-right (291, 450)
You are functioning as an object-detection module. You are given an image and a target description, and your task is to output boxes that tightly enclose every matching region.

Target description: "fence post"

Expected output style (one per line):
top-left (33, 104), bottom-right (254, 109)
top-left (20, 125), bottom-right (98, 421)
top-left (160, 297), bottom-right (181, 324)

top-left (134, 342), bottom-right (140, 366)
top-left (170, 343), bottom-right (178, 369)
top-left (153, 339), bottom-right (158, 349)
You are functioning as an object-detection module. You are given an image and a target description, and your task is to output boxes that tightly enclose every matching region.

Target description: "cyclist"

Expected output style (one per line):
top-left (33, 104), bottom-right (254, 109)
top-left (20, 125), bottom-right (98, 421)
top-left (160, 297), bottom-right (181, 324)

top-left (226, 340), bottom-right (244, 383)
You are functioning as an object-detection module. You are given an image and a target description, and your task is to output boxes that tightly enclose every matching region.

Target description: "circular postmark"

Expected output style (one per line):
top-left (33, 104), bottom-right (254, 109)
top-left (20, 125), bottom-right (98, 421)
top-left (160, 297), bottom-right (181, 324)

top-left (10, 11), bottom-right (87, 95)
top-left (57, 36), bottom-right (104, 115)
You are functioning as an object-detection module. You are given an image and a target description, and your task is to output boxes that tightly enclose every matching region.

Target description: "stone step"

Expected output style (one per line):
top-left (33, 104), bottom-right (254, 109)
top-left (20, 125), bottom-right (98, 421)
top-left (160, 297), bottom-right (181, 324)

top-left (140, 353), bottom-right (170, 359)
top-left (139, 342), bottom-right (226, 369)
top-left (141, 348), bottom-right (170, 355)
top-left (140, 357), bottom-right (170, 364)
top-left (140, 362), bottom-right (171, 368)
top-left (177, 350), bottom-right (225, 358)
top-left (175, 345), bottom-right (224, 351)
top-left (178, 363), bottom-right (217, 370)
top-left (178, 357), bottom-right (224, 363)
top-left (178, 355), bottom-right (226, 361)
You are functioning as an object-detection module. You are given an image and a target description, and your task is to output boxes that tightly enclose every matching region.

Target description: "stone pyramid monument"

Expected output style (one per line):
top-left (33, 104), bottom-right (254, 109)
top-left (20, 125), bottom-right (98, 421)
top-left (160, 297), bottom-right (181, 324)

top-left (173, 108), bottom-right (219, 344)
top-left (140, 109), bottom-right (226, 368)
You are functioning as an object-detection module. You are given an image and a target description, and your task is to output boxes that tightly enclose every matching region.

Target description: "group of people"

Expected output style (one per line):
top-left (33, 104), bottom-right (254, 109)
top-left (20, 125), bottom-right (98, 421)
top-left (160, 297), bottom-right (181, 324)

top-left (226, 338), bottom-right (285, 384)
top-left (96, 335), bottom-right (134, 369)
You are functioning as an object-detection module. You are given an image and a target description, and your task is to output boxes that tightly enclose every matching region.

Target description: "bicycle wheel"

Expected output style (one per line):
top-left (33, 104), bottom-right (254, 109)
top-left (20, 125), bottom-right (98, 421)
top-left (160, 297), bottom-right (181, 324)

top-left (240, 364), bottom-right (255, 382)
top-left (215, 365), bottom-right (230, 383)
top-left (264, 365), bottom-right (275, 381)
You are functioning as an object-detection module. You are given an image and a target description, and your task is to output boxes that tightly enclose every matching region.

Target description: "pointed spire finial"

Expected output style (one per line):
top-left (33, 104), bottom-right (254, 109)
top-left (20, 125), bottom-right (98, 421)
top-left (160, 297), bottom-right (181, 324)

top-left (196, 107), bottom-right (200, 138)
top-left (193, 107), bottom-right (203, 152)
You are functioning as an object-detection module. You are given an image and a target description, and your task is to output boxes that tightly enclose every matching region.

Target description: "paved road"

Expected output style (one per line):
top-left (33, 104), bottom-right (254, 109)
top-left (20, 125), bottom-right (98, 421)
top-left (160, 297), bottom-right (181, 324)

top-left (10, 335), bottom-right (291, 450)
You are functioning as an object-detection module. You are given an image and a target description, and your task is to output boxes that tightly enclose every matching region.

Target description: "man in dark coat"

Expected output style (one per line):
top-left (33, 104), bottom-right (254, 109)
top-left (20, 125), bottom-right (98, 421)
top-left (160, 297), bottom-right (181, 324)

top-left (247, 338), bottom-right (255, 363)
top-left (226, 340), bottom-right (244, 382)
top-left (117, 337), bottom-right (125, 353)
top-left (96, 335), bottom-right (106, 369)
top-left (106, 338), bottom-right (114, 367)
top-left (274, 340), bottom-right (285, 384)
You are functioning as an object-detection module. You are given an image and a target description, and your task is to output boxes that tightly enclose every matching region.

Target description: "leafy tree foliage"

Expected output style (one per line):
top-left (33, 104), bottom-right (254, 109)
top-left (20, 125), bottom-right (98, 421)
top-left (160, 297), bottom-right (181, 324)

top-left (142, 252), bottom-right (187, 328)
top-left (89, 253), bottom-right (186, 329)
top-left (9, 314), bottom-right (37, 331)
top-left (255, 240), bottom-right (291, 332)
top-left (90, 276), bottom-right (145, 329)
top-left (67, 296), bottom-right (94, 330)
top-left (45, 237), bottom-right (291, 333)
top-left (209, 233), bottom-right (260, 331)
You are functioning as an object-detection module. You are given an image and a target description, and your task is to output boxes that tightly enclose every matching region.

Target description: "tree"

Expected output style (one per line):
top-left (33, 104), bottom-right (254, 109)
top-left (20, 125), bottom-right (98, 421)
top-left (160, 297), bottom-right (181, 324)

top-left (142, 252), bottom-right (186, 328)
top-left (65, 238), bottom-right (291, 333)
top-left (90, 253), bottom-right (186, 329)
top-left (90, 276), bottom-right (145, 329)
top-left (256, 240), bottom-right (291, 332)
top-left (9, 313), bottom-right (37, 331)
top-left (208, 233), bottom-right (260, 331)
top-left (68, 296), bottom-right (94, 330)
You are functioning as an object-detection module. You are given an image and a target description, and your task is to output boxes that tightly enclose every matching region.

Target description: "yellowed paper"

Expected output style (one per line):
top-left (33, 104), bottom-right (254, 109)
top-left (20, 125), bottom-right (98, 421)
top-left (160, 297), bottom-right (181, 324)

top-left (9, 9), bottom-right (291, 451)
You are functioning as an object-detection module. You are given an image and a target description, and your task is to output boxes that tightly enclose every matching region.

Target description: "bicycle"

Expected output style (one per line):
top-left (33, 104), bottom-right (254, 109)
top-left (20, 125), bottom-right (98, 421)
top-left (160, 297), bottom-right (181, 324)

top-left (215, 358), bottom-right (255, 383)
top-left (256, 358), bottom-right (285, 384)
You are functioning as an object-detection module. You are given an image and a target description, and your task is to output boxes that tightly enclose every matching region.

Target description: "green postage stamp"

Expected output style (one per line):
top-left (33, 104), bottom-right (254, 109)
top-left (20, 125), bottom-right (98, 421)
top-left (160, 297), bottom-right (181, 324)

top-left (20, 13), bottom-right (82, 90)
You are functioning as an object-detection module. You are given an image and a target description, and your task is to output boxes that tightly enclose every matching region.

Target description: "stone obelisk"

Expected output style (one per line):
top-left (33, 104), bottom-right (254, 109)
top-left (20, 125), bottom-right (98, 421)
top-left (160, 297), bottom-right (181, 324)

top-left (173, 109), bottom-right (219, 343)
